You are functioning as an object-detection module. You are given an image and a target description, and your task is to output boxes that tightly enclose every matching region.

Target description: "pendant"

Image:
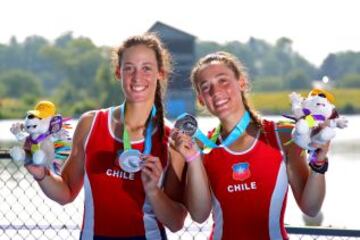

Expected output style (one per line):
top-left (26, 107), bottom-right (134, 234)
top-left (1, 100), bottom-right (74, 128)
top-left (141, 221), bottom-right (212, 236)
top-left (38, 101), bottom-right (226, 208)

top-left (174, 114), bottom-right (198, 137)
top-left (118, 149), bottom-right (142, 173)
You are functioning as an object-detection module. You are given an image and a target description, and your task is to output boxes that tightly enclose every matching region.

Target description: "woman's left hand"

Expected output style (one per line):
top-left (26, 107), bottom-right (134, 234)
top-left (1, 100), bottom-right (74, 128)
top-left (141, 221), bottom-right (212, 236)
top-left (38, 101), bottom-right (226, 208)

top-left (141, 154), bottom-right (163, 196)
top-left (311, 141), bottom-right (330, 165)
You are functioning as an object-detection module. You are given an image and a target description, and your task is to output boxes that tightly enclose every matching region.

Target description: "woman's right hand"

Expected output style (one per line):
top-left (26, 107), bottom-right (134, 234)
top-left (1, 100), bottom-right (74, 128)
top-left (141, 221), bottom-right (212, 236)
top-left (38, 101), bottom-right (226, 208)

top-left (170, 130), bottom-right (211, 223)
top-left (170, 129), bottom-right (199, 161)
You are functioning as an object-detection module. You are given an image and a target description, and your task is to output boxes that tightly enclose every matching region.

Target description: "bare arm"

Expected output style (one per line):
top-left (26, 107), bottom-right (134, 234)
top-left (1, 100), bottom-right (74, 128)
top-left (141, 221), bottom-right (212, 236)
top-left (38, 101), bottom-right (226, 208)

top-left (280, 125), bottom-right (327, 217)
top-left (169, 130), bottom-right (212, 223)
top-left (141, 153), bottom-right (187, 232)
top-left (26, 112), bottom-right (95, 205)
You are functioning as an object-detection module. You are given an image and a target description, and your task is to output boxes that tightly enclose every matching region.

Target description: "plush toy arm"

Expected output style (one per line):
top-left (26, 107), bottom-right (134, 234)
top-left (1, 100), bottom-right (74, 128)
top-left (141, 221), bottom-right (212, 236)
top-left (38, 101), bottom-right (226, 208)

top-left (9, 146), bottom-right (26, 162)
top-left (330, 117), bottom-right (348, 129)
top-left (289, 92), bottom-right (303, 106)
top-left (289, 92), bottom-right (304, 118)
top-left (10, 122), bottom-right (28, 141)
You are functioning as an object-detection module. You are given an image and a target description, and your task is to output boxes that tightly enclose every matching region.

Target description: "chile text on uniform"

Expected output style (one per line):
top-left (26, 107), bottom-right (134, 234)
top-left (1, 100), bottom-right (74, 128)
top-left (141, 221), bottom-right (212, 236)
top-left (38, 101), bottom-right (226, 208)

top-left (227, 181), bottom-right (257, 192)
top-left (106, 169), bottom-right (135, 180)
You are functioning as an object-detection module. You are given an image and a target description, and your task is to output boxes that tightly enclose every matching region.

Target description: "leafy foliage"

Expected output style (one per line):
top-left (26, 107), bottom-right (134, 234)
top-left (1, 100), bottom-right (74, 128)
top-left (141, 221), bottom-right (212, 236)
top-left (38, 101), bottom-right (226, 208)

top-left (0, 33), bottom-right (359, 118)
top-left (0, 69), bottom-right (43, 98)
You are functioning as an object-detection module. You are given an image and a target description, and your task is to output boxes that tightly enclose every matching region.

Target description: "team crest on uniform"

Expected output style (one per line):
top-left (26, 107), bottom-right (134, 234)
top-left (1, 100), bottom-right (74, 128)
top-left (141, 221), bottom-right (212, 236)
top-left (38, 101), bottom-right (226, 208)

top-left (232, 162), bottom-right (251, 181)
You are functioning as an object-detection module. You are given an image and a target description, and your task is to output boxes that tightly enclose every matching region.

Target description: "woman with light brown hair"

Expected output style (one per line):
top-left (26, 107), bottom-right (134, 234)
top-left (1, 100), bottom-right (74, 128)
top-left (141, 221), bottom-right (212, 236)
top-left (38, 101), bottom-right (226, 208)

top-left (24, 33), bottom-right (186, 239)
top-left (171, 51), bottom-right (329, 239)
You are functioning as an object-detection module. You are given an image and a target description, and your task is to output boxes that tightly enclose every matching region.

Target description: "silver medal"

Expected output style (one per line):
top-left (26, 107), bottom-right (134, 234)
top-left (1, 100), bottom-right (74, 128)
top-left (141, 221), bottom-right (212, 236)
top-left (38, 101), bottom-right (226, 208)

top-left (174, 114), bottom-right (198, 137)
top-left (119, 149), bottom-right (142, 173)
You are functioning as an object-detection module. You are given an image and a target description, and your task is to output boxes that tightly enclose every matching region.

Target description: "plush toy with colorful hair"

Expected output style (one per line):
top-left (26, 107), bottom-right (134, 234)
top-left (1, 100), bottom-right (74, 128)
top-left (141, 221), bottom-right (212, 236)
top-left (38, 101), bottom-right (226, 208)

top-left (9, 100), bottom-right (72, 174)
top-left (285, 88), bottom-right (348, 152)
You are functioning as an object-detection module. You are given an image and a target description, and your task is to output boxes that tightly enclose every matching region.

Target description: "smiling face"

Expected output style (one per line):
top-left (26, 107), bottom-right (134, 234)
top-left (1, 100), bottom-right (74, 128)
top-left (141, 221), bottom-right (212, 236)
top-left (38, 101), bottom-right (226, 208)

top-left (302, 95), bottom-right (334, 119)
top-left (24, 114), bottom-right (51, 135)
top-left (195, 62), bottom-right (246, 120)
top-left (118, 44), bottom-right (162, 104)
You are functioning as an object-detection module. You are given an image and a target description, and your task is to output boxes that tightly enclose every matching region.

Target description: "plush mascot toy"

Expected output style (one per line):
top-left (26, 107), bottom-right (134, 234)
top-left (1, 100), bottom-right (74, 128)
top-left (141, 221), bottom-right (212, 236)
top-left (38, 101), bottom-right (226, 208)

top-left (286, 88), bottom-right (348, 151)
top-left (9, 100), bottom-right (71, 174)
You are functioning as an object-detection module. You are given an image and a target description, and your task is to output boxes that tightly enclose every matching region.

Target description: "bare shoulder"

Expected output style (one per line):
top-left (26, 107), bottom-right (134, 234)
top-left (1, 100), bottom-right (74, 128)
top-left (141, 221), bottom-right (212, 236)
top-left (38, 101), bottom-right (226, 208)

top-left (79, 110), bottom-right (97, 124)
top-left (73, 110), bottom-right (98, 143)
top-left (60, 110), bottom-right (99, 185)
top-left (78, 110), bottom-right (97, 128)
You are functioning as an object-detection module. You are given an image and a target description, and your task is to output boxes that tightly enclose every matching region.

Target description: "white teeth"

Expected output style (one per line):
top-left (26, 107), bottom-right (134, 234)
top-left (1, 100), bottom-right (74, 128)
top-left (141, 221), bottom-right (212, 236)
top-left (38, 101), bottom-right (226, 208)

top-left (131, 86), bottom-right (146, 92)
top-left (214, 99), bottom-right (228, 107)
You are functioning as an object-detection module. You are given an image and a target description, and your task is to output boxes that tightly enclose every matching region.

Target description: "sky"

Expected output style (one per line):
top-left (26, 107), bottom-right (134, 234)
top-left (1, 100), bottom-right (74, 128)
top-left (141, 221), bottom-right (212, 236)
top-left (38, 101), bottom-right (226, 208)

top-left (1, 0), bottom-right (359, 66)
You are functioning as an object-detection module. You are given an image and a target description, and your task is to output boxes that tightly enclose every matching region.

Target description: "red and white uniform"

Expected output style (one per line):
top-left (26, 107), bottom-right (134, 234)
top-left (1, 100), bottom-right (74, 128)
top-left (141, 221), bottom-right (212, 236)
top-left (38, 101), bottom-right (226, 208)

top-left (203, 120), bottom-right (289, 240)
top-left (81, 108), bottom-right (169, 239)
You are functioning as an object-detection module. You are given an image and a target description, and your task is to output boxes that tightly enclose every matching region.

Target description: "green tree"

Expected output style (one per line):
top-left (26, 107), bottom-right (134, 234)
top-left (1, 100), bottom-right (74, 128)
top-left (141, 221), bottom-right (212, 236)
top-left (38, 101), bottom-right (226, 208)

top-left (53, 81), bottom-right (88, 106)
top-left (41, 36), bottom-right (105, 98)
top-left (0, 36), bottom-right (22, 70)
top-left (55, 32), bottom-right (74, 48)
top-left (0, 70), bottom-right (43, 98)
top-left (284, 69), bottom-right (311, 90)
top-left (319, 54), bottom-right (339, 80)
top-left (0, 82), bottom-right (5, 97)
top-left (22, 35), bottom-right (49, 71)
top-left (224, 41), bottom-right (254, 76)
top-left (319, 51), bottom-right (360, 81)
top-left (94, 63), bottom-right (123, 107)
top-left (252, 76), bottom-right (284, 92)
top-left (246, 38), bottom-right (271, 76)
top-left (339, 73), bottom-right (360, 88)
top-left (195, 41), bottom-right (222, 60)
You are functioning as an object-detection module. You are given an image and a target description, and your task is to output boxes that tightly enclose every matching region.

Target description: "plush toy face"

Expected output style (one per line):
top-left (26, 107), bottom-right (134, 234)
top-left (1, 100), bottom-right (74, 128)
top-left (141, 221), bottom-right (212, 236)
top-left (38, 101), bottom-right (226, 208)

top-left (302, 95), bottom-right (334, 120)
top-left (24, 114), bottom-right (51, 135)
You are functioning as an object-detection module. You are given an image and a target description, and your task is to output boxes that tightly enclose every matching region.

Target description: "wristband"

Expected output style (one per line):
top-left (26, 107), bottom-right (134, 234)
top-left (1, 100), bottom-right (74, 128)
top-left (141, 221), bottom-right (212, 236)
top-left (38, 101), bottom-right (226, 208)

top-left (309, 158), bottom-right (328, 174)
top-left (33, 168), bottom-right (50, 182)
top-left (185, 151), bottom-right (201, 163)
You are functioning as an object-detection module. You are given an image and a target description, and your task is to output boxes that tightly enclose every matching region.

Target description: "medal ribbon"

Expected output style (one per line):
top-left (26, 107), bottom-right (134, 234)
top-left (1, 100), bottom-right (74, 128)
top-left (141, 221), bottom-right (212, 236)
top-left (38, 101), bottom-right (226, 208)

top-left (194, 111), bottom-right (251, 150)
top-left (120, 103), bottom-right (156, 154)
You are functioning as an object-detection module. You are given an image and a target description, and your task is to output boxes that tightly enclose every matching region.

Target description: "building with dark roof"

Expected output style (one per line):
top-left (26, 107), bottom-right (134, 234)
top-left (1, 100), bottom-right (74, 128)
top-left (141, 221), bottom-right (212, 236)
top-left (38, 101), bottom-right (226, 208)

top-left (148, 21), bottom-right (196, 119)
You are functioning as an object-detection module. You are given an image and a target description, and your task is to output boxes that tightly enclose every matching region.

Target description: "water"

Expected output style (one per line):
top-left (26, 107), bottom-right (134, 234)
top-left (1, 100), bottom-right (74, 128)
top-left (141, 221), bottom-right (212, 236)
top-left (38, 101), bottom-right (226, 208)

top-left (1, 115), bottom-right (359, 232)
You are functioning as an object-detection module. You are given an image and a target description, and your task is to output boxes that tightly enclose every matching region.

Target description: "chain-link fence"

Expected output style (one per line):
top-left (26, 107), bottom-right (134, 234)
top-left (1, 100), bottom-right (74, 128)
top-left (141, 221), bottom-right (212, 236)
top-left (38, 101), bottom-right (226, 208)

top-left (1, 155), bottom-right (360, 240)
top-left (0, 156), bottom-right (83, 239)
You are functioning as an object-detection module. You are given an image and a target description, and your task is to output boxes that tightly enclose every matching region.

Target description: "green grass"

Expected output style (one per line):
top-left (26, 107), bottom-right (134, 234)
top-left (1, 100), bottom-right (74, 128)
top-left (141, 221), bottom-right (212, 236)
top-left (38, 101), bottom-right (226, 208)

top-left (249, 88), bottom-right (360, 115)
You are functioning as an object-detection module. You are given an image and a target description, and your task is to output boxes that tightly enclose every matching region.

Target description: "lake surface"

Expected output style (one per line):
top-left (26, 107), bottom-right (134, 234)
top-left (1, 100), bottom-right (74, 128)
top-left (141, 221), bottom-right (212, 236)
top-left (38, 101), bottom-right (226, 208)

top-left (1, 115), bottom-right (359, 232)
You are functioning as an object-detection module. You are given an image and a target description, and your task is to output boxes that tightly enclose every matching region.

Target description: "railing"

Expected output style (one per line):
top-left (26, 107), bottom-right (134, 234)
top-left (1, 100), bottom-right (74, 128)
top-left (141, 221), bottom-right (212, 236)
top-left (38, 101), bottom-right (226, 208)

top-left (0, 149), bottom-right (10, 158)
top-left (286, 226), bottom-right (360, 239)
top-left (1, 151), bottom-right (360, 239)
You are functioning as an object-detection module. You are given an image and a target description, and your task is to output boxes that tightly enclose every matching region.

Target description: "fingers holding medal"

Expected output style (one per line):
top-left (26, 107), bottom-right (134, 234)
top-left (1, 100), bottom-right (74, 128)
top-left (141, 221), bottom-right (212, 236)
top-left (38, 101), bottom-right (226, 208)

top-left (171, 113), bottom-right (200, 160)
top-left (174, 113), bottom-right (198, 137)
top-left (140, 155), bottom-right (163, 192)
top-left (119, 150), bottom-right (163, 180)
